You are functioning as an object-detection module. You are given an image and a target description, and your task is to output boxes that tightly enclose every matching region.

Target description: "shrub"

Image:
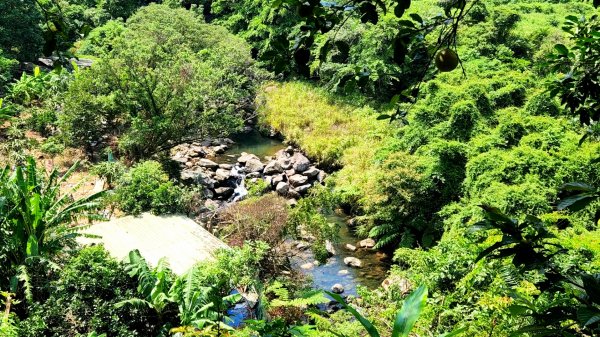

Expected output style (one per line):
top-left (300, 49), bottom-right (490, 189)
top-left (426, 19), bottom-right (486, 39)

top-left (245, 178), bottom-right (270, 198)
top-left (490, 84), bottom-right (527, 108)
top-left (219, 193), bottom-right (289, 247)
top-left (40, 137), bottom-right (66, 156)
top-left (64, 4), bottom-right (260, 160)
top-left (0, 53), bottom-right (18, 91)
top-left (90, 160), bottom-right (127, 187)
top-left (114, 161), bottom-right (184, 215)
top-left (447, 100), bottom-right (480, 141)
top-left (18, 246), bottom-right (155, 337)
top-left (26, 107), bottom-right (57, 137)
top-left (525, 91), bottom-right (560, 116)
top-left (77, 19), bottom-right (125, 56)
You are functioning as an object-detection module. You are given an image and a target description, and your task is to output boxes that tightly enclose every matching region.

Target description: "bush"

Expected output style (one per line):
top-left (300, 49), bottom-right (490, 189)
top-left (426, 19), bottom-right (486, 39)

top-left (490, 84), bottom-right (527, 108)
top-left (219, 193), bottom-right (289, 247)
top-left (78, 19), bottom-right (125, 56)
top-left (525, 91), bottom-right (560, 116)
top-left (114, 161), bottom-right (184, 215)
top-left (64, 4), bottom-right (260, 160)
top-left (19, 246), bottom-right (155, 337)
top-left (26, 107), bottom-right (57, 137)
top-left (90, 160), bottom-right (127, 187)
top-left (0, 53), bottom-right (18, 91)
top-left (40, 137), bottom-right (66, 156)
top-left (447, 100), bottom-right (480, 141)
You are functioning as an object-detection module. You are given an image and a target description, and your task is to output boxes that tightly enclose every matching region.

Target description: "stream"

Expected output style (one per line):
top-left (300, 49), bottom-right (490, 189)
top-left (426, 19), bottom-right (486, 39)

top-left (212, 130), bottom-right (389, 294)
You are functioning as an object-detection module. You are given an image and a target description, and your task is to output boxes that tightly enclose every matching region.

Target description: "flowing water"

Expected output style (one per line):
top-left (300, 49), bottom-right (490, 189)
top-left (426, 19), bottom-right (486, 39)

top-left (292, 214), bottom-right (390, 295)
top-left (214, 130), bottom-right (389, 295)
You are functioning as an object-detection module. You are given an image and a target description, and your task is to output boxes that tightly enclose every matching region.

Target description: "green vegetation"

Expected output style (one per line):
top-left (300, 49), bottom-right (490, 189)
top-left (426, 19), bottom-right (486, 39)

top-left (2, 0), bottom-right (600, 336)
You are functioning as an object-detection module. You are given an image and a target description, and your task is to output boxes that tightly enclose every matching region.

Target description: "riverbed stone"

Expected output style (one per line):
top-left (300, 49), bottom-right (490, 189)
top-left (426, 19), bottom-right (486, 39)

top-left (246, 172), bottom-right (261, 179)
top-left (238, 152), bottom-right (260, 164)
top-left (285, 146), bottom-right (294, 155)
top-left (343, 257), bottom-right (363, 268)
top-left (287, 189), bottom-right (301, 199)
top-left (325, 240), bottom-right (336, 256)
top-left (264, 176), bottom-right (273, 186)
top-left (244, 158), bottom-right (265, 173)
top-left (272, 174), bottom-right (285, 185)
top-left (331, 283), bottom-right (345, 294)
top-left (214, 187), bottom-right (234, 198)
top-left (338, 269), bottom-right (349, 276)
top-left (264, 160), bottom-right (283, 174)
top-left (289, 174), bottom-right (309, 187)
top-left (213, 145), bottom-right (228, 154)
top-left (291, 153), bottom-right (311, 172)
top-left (198, 158), bottom-right (219, 170)
top-left (358, 238), bottom-right (376, 249)
top-left (300, 262), bottom-right (314, 270)
top-left (345, 244), bottom-right (357, 252)
top-left (295, 184), bottom-right (312, 195)
top-left (317, 170), bottom-right (327, 183)
top-left (214, 168), bottom-right (231, 182)
top-left (277, 157), bottom-right (292, 170)
top-left (276, 182), bottom-right (290, 195)
top-left (287, 198), bottom-right (298, 207)
top-left (303, 166), bottom-right (320, 178)
top-left (219, 164), bottom-right (233, 170)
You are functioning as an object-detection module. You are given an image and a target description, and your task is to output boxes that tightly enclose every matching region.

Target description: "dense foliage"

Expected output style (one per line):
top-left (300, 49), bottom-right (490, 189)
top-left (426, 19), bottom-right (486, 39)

top-left (2, 0), bottom-right (600, 336)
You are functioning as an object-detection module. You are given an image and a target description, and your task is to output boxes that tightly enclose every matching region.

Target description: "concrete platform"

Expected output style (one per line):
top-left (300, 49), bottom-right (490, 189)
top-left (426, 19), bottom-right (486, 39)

top-left (78, 213), bottom-right (228, 274)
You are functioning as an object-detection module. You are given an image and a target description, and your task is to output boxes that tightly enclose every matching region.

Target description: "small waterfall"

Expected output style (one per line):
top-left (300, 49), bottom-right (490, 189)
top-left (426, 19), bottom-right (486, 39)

top-left (229, 166), bottom-right (248, 202)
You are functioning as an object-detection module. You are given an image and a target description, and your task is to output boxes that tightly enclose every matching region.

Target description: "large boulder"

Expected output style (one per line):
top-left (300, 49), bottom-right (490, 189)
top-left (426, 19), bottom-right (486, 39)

top-left (238, 152), bottom-right (260, 164)
top-left (291, 153), bottom-right (311, 172)
top-left (343, 257), bottom-right (362, 268)
top-left (214, 168), bottom-right (231, 182)
top-left (275, 182), bottom-right (290, 195)
top-left (264, 160), bottom-right (284, 175)
top-left (198, 158), bottom-right (219, 170)
top-left (244, 158), bottom-right (265, 173)
top-left (289, 174), bottom-right (309, 187)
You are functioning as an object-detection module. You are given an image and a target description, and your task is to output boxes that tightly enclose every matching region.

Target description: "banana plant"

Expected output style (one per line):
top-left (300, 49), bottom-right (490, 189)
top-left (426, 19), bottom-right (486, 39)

top-left (0, 157), bottom-right (105, 300)
top-left (326, 285), bottom-right (465, 337)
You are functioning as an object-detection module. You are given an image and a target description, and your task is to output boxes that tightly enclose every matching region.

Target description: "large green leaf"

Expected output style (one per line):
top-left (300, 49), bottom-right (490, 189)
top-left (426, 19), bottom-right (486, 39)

top-left (392, 285), bottom-right (428, 337)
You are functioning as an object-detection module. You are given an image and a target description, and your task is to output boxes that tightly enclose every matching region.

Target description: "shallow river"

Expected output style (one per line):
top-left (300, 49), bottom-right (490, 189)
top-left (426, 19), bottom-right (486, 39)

top-left (216, 130), bottom-right (389, 294)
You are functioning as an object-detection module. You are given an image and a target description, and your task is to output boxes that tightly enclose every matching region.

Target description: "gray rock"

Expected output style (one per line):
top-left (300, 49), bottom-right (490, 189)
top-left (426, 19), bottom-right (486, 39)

top-left (317, 170), bottom-right (327, 183)
top-left (285, 146), bottom-right (294, 154)
top-left (264, 176), bottom-right (273, 186)
top-left (264, 161), bottom-right (283, 175)
top-left (287, 189), bottom-right (301, 199)
top-left (214, 169), bottom-right (231, 182)
top-left (246, 172), bottom-right (261, 179)
top-left (345, 244), bottom-right (357, 252)
top-left (275, 182), bottom-right (290, 195)
top-left (238, 152), bottom-right (260, 164)
top-left (303, 166), bottom-right (320, 178)
top-left (198, 158), bottom-right (219, 170)
top-left (285, 169), bottom-right (296, 176)
top-left (244, 158), bottom-right (265, 173)
top-left (278, 158), bottom-right (292, 170)
top-left (338, 269), bottom-right (349, 276)
top-left (214, 187), bottom-right (234, 198)
top-left (272, 174), bottom-right (286, 185)
top-left (343, 257), bottom-right (362, 268)
top-left (331, 283), bottom-right (345, 294)
top-left (295, 184), bottom-right (311, 195)
top-left (204, 199), bottom-right (220, 211)
top-left (325, 240), bottom-right (336, 256)
top-left (291, 153), bottom-right (311, 172)
top-left (213, 145), bottom-right (228, 154)
top-left (172, 155), bottom-right (188, 165)
top-left (289, 174), bottom-right (309, 187)
top-left (219, 164), bottom-right (233, 170)
top-left (358, 238), bottom-right (376, 249)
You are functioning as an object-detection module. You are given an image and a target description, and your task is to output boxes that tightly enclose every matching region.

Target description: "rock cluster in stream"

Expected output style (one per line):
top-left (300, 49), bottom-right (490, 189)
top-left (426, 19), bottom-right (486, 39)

top-left (172, 140), bottom-right (326, 206)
